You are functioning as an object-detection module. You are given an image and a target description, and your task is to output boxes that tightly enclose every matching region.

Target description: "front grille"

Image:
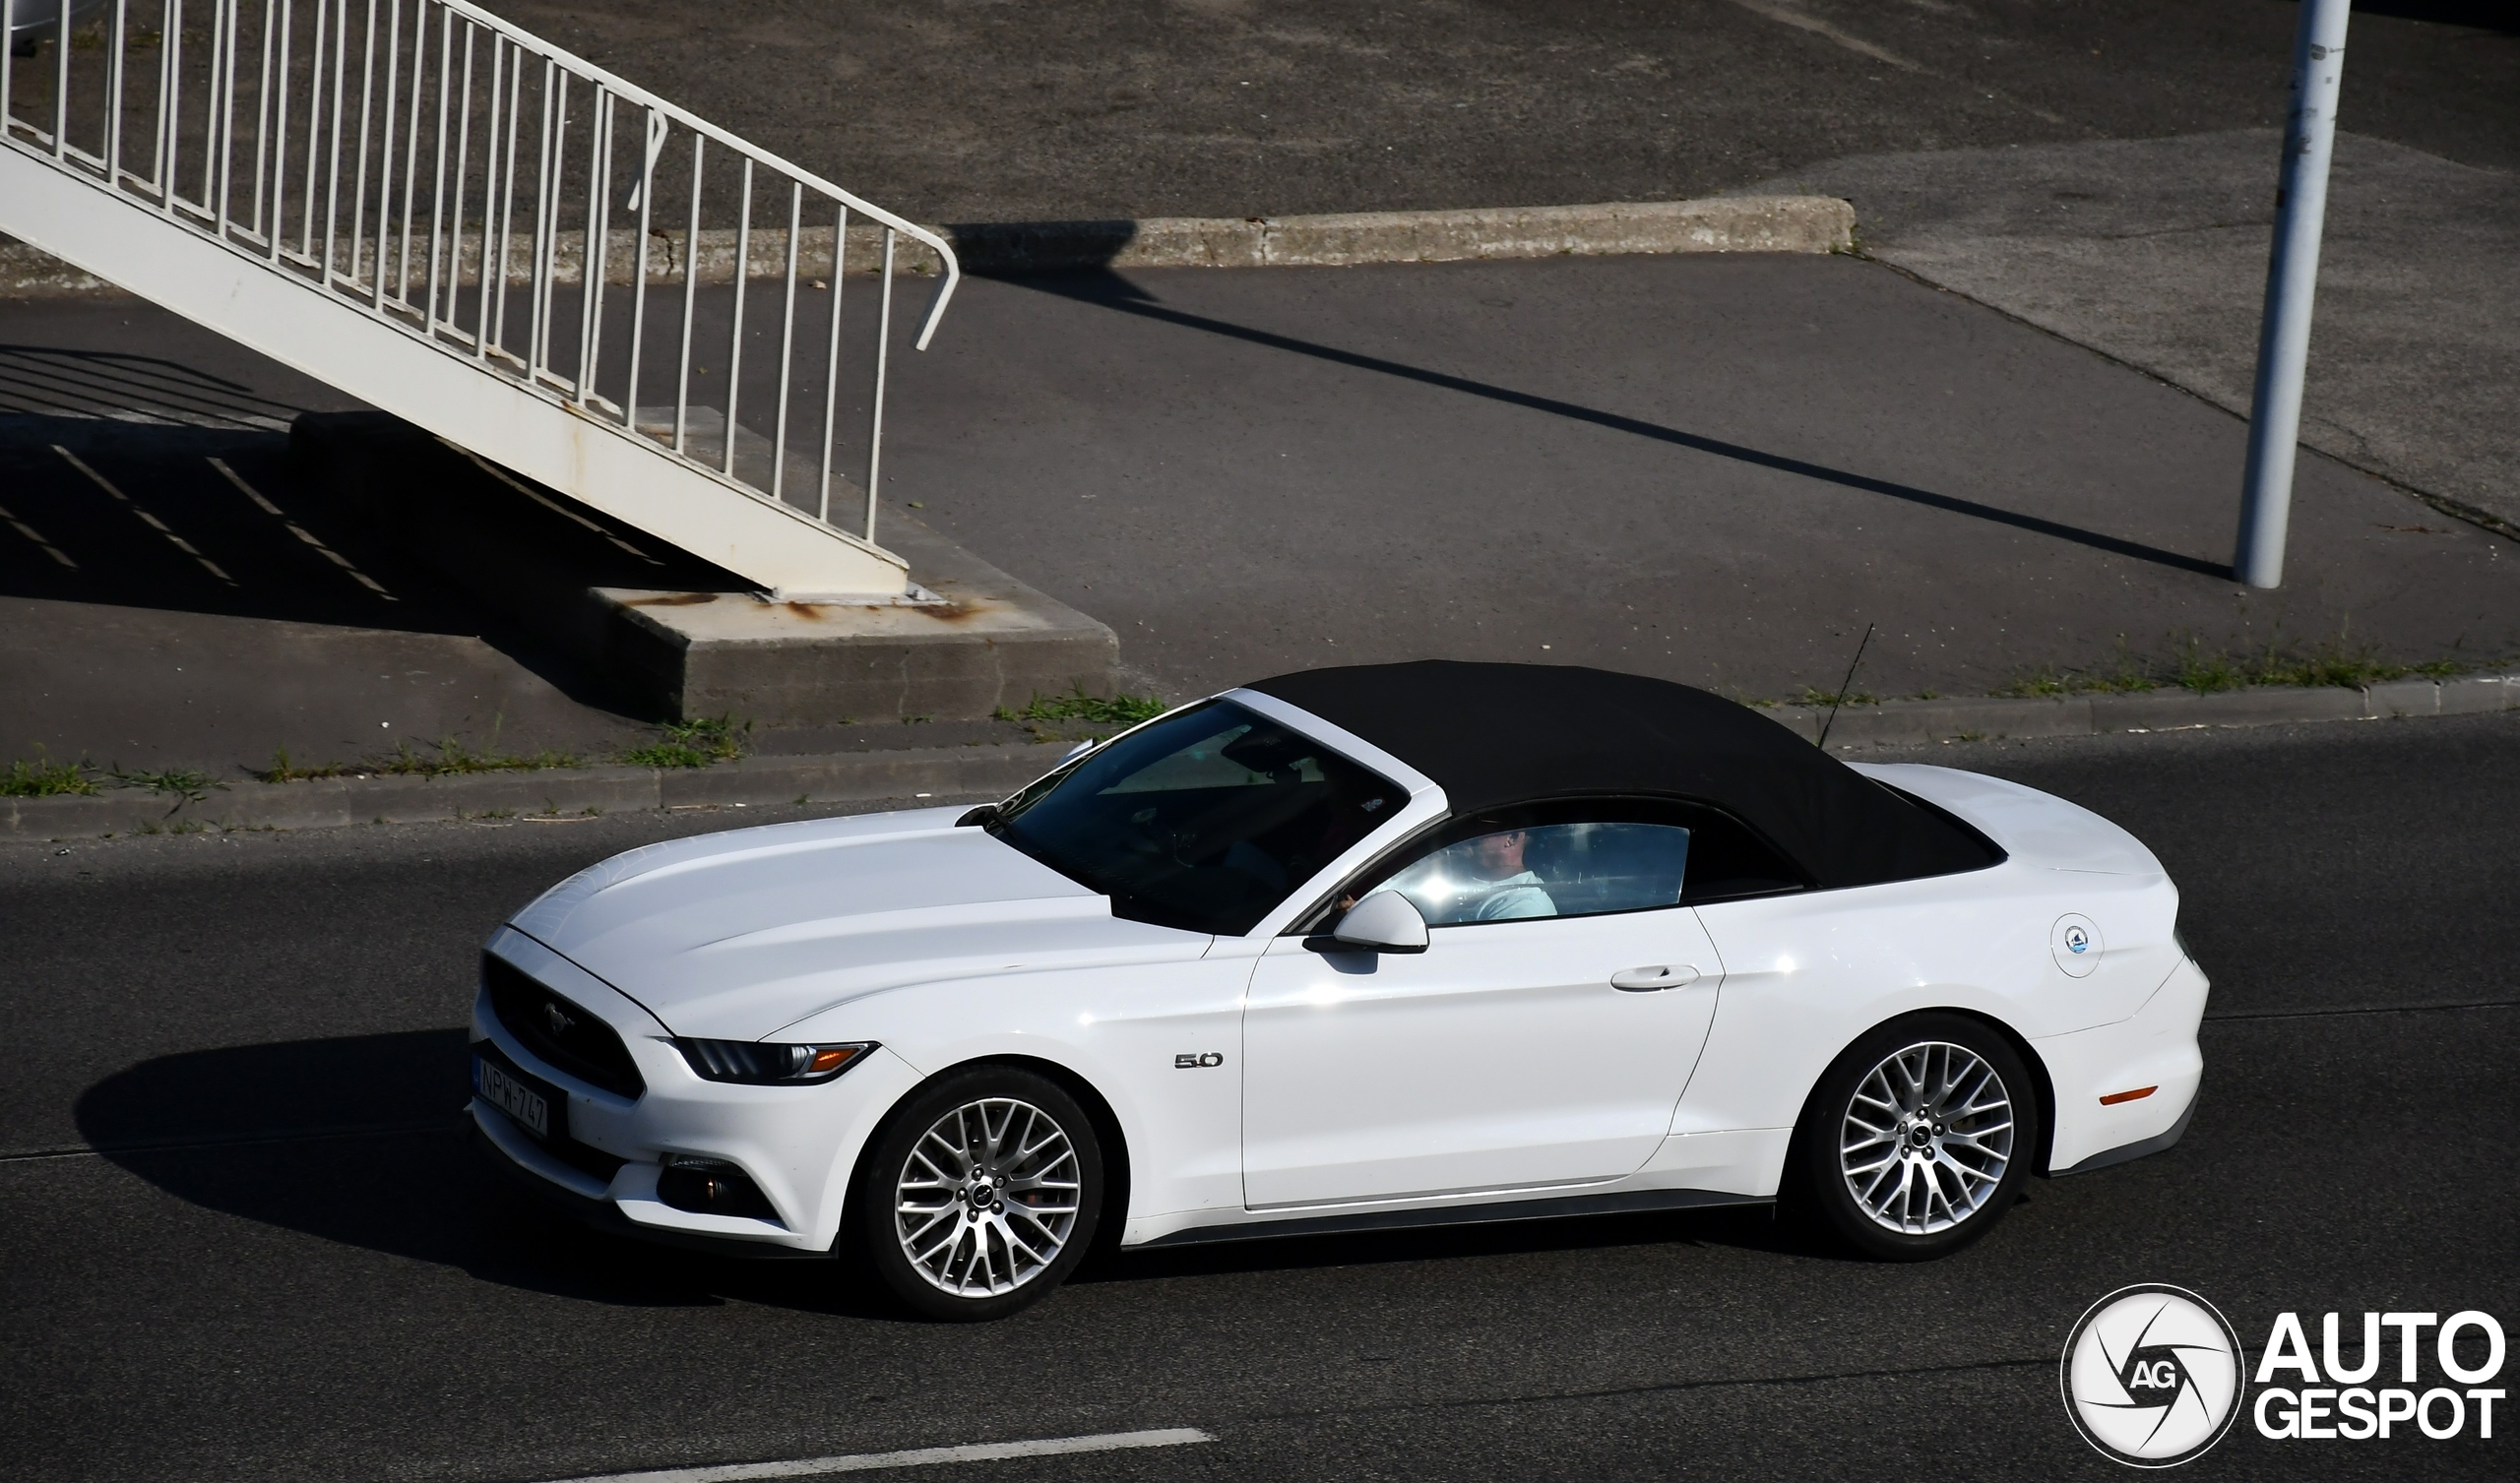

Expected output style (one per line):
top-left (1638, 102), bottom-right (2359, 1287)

top-left (482, 953), bottom-right (647, 1098)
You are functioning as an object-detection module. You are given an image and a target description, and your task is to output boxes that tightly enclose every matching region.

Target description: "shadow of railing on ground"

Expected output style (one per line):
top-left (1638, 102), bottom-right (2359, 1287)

top-left (0, 343), bottom-right (311, 428)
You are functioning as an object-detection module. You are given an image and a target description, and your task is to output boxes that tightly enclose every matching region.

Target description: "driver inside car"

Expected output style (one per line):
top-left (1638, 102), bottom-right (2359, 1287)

top-left (1369, 822), bottom-right (1559, 924)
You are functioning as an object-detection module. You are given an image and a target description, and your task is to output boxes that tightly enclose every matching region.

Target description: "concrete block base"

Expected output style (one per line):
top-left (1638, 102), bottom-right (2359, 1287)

top-left (292, 412), bottom-right (1115, 724)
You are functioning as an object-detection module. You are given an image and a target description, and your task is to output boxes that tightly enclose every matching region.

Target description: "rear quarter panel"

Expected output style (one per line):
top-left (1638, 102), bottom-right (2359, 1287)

top-left (1678, 853), bottom-right (2181, 1139)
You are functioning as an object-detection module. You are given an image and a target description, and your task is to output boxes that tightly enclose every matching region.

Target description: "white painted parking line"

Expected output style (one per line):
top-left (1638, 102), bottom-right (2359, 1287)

top-left (208, 457), bottom-right (400, 600)
top-left (0, 498), bottom-right (78, 568)
top-left (543, 1428), bottom-right (1216, 1483)
top-left (53, 445), bottom-right (239, 586)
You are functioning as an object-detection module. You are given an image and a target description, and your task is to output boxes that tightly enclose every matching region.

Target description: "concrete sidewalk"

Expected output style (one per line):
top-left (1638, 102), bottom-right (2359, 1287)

top-left (1746, 129), bottom-right (2520, 532)
top-left (7, 248), bottom-right (2515, 785)
top-left (878, 252), bottom-right (2516, 703)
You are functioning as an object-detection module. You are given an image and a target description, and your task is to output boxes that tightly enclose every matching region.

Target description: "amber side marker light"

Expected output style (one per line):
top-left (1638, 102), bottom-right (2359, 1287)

top-left (2099, 1085), bottom-right (2159, 1106)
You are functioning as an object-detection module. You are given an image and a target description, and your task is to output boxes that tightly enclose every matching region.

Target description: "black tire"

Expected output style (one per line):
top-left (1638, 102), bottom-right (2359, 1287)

top-left (851, 1066), bottom-right (1103, 1322)
top-left (1789, 1013), bottom-right (2040, 1262)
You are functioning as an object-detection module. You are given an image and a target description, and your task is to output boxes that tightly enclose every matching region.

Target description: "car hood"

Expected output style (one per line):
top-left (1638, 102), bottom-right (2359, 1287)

top-left (506, 806), bottom-right (1212, 1039)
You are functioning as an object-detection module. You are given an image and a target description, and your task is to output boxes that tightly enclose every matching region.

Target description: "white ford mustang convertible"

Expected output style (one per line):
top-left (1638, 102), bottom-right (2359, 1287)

top-left (471, 662), bottom-right (2207, 1319)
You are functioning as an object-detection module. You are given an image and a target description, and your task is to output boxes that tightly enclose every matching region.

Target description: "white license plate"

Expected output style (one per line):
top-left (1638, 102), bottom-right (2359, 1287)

top-left (476, 1057), bottom-right (550, 1140)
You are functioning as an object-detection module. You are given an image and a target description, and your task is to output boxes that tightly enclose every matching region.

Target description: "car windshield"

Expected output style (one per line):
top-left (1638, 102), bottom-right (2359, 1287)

top-left (987, 701), bottom-right (1409, 935)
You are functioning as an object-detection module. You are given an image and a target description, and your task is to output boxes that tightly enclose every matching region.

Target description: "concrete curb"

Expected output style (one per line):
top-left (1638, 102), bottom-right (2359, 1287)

top-left (0, 197), bottom-right (1854, 296)
top-left (943, 197), bottom-right (1856, 273)
top-left (0, 744), bottom-right (1057, 840)
top-left (1770, 672), bottom-right (2520, 750)
top-left (8, 673), bottom-right (2513, 842)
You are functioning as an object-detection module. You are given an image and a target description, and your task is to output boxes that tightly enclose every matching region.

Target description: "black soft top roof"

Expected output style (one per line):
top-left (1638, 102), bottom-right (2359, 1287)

top-left (1248, 660), bottom-right (1999, 890)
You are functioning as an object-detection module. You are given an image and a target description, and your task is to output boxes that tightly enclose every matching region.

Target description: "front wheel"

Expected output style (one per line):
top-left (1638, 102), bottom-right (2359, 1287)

top-left (852, 1067), bottom-right (1103, 1321)
top-left (1791, 1014), bottom-right (2040, 1261)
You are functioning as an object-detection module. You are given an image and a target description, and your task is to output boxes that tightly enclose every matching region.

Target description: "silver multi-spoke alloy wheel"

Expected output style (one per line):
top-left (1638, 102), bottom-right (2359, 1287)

top-left (893, 1096), bottom-right (1083, 1298)
top-left (1838, 1040), bottom-right (2015, 1235)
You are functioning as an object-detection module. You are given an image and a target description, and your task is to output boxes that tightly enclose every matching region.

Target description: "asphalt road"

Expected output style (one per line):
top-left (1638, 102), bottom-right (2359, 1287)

top-left (4, 711), bottom-right (2514, 1482)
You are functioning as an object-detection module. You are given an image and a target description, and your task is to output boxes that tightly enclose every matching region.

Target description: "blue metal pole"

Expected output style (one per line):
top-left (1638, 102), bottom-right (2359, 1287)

top-left (2235, 0), bottom-right (2353, 588)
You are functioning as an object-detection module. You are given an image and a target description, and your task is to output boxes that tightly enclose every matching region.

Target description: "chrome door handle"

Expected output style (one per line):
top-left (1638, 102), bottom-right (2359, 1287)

top-left (1611, 964), bottom-right (1700, 992)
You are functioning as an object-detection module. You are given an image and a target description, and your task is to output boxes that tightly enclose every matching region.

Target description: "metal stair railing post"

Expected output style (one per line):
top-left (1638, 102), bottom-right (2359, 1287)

top-left (816, 198), bottom-right (848, 525)
top-left (2, 0), bottom-right (963, 587)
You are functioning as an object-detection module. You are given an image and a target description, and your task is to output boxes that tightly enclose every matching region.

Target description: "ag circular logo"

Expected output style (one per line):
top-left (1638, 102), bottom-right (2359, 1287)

top-left (2061, 1285), bottom-right (2246, 1466)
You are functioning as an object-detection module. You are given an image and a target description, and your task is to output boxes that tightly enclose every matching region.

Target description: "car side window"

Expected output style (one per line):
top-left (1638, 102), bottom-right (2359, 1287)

top-left (1334, 797), bottom-right (1806, 932)
top-left (1369, 821), bottom-right (1692, 925)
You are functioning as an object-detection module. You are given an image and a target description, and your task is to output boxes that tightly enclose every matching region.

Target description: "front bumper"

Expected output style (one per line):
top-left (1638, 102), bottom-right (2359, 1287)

top-left (470, 1119), bottom-right (831, 1260)
top-left (2035, 954), bottom-right (2210, 1175)
top-left (470, 927), bottom-right (924, 1254)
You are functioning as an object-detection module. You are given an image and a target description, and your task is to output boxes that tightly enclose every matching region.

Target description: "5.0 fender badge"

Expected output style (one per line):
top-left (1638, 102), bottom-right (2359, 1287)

top-left (1173, 1052), bottom-right (1225, 1069)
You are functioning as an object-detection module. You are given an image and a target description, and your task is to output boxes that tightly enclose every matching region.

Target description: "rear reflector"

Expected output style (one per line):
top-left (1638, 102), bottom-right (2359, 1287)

top-left (2099, 1085), bottom-right (2159, 1106)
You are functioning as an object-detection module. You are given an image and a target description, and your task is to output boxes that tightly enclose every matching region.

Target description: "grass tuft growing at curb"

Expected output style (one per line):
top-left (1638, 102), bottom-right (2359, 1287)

top-left (1992, 636), bottom-right (2477, 701)
top-left (2169, 638), bottom-right (2461, 694)
top-left (996, 687), bottom-right (1169, 729)
top-left (1792, 685), bottom-right (1881, 709)
top-left (2, 757), bottom-right (99, 797)
top-left (109, 767), bottom-right (228, 803)
top-left (260, 740), bottom-right (583, 782)
top-left (620, 715), bottom-right (747, 770)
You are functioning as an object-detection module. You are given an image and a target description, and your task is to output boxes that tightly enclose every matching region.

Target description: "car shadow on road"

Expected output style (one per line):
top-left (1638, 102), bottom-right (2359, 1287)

top-left (72, 1028), bottom-right (903, 1317)
top-left (78, 1029), bottom-right (1867, 1323)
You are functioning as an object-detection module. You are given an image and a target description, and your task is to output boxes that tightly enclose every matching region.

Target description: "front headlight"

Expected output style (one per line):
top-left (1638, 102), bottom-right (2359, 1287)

top-left (671, 1038), bottom-right (876, 1084)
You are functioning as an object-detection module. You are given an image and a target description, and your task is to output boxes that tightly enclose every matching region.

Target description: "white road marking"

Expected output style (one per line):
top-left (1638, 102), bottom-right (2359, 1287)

top-left (543, 1428), bottom-right (1215, 1483)
top-left (207, 457), bottom-right (399, 600)
top-left (53, 445), bottom-right (238, 586)
top-left (1724, 0), bottom-right (1922, 72)
top-left (0, 498), bottom-right (78, 568)
top-left (1721, 0), bottom-right (2067, 122)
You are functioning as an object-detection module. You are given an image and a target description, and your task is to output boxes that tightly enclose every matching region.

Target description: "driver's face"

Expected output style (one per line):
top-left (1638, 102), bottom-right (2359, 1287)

top-left (1470, 829), bottom-right (1528, 877)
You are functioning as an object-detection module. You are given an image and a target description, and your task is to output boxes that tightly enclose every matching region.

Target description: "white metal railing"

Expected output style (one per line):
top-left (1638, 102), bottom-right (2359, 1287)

top-left (1, 0), bottom-right (959, 550)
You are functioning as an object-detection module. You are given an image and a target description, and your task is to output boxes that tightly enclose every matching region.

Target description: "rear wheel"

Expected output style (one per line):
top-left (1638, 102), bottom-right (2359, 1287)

top-left (853, 1067), bottom-right (1102, 1321)
top-left (1792, 1014), bottom-right (2039, 1261)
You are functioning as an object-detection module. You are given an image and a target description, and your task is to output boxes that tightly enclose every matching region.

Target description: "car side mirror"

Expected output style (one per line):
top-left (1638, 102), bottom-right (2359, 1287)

top-left (1331, 893), bottom-right (1429, 954)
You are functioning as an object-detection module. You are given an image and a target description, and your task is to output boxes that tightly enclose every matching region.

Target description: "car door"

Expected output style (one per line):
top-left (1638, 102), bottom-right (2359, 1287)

top-left (1240, 810), bottom-right (1727, 1209)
